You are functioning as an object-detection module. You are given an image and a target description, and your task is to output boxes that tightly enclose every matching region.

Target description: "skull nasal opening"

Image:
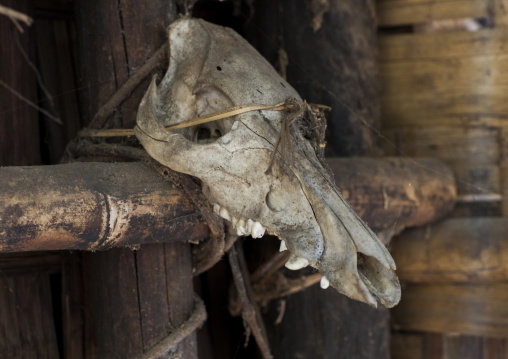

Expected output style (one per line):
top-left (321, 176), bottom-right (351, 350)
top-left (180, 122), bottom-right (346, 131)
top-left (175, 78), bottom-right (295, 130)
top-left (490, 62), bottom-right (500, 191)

top-left (193, 126), bottom-right (223, 144)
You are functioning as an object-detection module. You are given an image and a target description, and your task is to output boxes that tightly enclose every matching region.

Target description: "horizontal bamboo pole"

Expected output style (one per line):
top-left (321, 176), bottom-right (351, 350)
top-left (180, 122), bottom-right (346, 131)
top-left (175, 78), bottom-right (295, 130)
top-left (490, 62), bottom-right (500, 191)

top-left (327, 157), bottom-right (456, 232)
top-left (0, 157), bottom-right (456, 252)
top-left (0, 162), bottom-right (209, 251)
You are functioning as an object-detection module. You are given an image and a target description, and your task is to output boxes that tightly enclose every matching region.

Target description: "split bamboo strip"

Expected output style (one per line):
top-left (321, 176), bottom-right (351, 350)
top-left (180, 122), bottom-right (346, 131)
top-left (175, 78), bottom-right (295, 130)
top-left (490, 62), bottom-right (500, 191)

top-left (383, 126), bottom-right (499, 164)
top-left (391, 217), bottom-right (508, 283)
top-left (380, 55), bottom-right (508, 96)
top-left (391, 283), bottom-right (508, 338)
top-left (382, 90), bottom-right (508, 126)
top-left (377, 0), bottom-right (488, 27)
top-left (379, 29), bottom-right (508, 61)
top-left (381, 113), bottom-right (508, 129)
top-left (499, 128), bottom-right (508, 214)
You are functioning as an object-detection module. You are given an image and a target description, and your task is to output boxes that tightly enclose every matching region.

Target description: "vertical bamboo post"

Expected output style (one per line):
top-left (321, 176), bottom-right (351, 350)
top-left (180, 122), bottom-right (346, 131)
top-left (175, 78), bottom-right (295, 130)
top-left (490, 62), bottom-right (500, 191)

top-left (74, 1), bottom-right (198, 357)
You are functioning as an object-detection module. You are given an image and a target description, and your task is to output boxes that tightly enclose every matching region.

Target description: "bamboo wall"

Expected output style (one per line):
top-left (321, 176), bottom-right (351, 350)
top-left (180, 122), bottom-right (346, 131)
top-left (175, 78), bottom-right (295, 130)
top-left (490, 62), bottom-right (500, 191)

top-left (377, 0), bottom-right (508, 358)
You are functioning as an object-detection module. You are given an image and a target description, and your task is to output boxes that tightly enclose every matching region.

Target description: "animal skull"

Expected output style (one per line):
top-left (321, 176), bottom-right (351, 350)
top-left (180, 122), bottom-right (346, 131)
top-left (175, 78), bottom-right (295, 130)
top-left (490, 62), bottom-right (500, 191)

top-left (135, 19), bottom-right (400, 308)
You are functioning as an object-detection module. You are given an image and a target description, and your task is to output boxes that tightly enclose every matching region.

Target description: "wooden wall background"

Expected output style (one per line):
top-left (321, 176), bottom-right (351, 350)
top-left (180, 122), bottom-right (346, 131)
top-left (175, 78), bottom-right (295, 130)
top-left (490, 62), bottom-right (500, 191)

top-left (7, 0), bottom-right (506, 357)
top-left (377, 0), bottom-right (508, 357)
top-left (2, 0), bottom-right (394, 357)
top-left (0, 0), bottom-right (200, 358)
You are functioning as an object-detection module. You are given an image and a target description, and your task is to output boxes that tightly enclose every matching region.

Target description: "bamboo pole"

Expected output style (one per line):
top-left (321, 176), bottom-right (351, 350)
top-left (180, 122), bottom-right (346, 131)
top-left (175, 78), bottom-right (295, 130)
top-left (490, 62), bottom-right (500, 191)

top-left (0, 162), bottom-right (208, 252)
top-left (0, 157), bottom-right (455, 252)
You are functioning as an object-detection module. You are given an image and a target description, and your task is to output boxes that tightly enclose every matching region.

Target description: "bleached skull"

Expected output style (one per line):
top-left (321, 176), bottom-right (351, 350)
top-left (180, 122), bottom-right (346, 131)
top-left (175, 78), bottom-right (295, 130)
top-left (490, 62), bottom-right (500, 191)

top-left (135, 19), bottom-right (400, 308)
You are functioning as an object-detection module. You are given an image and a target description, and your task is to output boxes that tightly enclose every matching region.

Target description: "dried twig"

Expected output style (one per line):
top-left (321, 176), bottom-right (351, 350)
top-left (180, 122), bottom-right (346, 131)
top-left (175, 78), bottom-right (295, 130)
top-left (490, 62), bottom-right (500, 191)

top-left (9, 16), bottom-right (23, 32)
top-left (15, 37), bottom-right (57, 115)
top-left (89, 43), bottom-right (169, 129)
top-left (274, 299), bottom-right (286, 325)
top-left (0, 79), bottom-right (62, 124)
top-left (250, 250), bottom-right (323, 304)
top-left (251, 250), bottom-right (290, 283)
top-left (0, 5), bottom-right (33, 30)
top-left (141, 294), bottom-right (207, 359)
top-left (254, 273), bottom-right (322, 303)
top-left (224, 224), bottom-right (239, 252)
top-left (78, 128), bottom-right (136, 137)
top-left (229, 242), bottom-right (273, 359)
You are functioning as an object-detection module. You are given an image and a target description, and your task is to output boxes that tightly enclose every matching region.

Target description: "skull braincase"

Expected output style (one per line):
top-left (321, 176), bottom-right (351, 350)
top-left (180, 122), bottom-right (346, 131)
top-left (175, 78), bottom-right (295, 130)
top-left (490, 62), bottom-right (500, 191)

top-left (135, 19), bottom-right (401, 308)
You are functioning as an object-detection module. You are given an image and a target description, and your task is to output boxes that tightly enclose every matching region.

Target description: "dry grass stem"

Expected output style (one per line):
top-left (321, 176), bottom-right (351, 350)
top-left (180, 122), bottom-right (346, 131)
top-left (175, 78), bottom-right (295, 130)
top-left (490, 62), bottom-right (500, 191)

top-left (0, 79), bottom-right (62, 124)
top-left (79, 102), bottom-right (286, 137)
top-left (0, 5), bottom-right (33, 31)
top-left (166, 102), bottom-right (286, 131)
top-left (15, 38), bottom-right (57, 113)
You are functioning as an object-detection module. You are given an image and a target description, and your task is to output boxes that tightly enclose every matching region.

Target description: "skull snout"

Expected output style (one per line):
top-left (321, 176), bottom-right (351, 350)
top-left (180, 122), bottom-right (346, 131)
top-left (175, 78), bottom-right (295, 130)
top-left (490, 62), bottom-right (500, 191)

top-left (289, 155), bottom-right (401, 307)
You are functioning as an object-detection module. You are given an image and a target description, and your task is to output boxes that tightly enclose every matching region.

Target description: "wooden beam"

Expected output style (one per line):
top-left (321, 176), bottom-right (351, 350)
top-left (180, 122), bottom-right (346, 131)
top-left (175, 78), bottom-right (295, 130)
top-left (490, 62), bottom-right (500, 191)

top-left (0, 162), bottom-right (209, 252)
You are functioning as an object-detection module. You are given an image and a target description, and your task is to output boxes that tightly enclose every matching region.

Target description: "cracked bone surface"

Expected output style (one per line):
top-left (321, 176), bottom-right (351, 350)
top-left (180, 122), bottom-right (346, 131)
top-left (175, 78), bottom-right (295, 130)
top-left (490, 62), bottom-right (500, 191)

top-left (135, 19), bottom-right (400, 308)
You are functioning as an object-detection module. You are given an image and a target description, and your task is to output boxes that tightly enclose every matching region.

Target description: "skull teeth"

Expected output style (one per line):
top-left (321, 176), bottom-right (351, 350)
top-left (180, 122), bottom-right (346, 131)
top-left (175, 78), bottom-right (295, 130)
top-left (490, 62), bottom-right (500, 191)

top-left (219, 207), bottom-right (231, 221)
top-left (320, 276), bottom-right (330, 289)
top-left (246, 219), bottom-right (254, 233)
top-left (279, 239), bottom-right (287, 252)
top-left (213, 204), bottom-right (266, 238)
top-left (251, 222), bottom-right (265, 238)
top-left (236, 219), bottom-right (246, 236)
top-left (285, 255), bottom-right (309, 270)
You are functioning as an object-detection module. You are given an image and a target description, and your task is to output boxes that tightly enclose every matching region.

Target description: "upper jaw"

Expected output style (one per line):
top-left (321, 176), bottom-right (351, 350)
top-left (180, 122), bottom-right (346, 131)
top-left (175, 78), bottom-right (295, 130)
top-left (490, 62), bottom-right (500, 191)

top-left (201, 117), bottom-right (401, 308)
top-left (136, 88), bottom-right (401, 308)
